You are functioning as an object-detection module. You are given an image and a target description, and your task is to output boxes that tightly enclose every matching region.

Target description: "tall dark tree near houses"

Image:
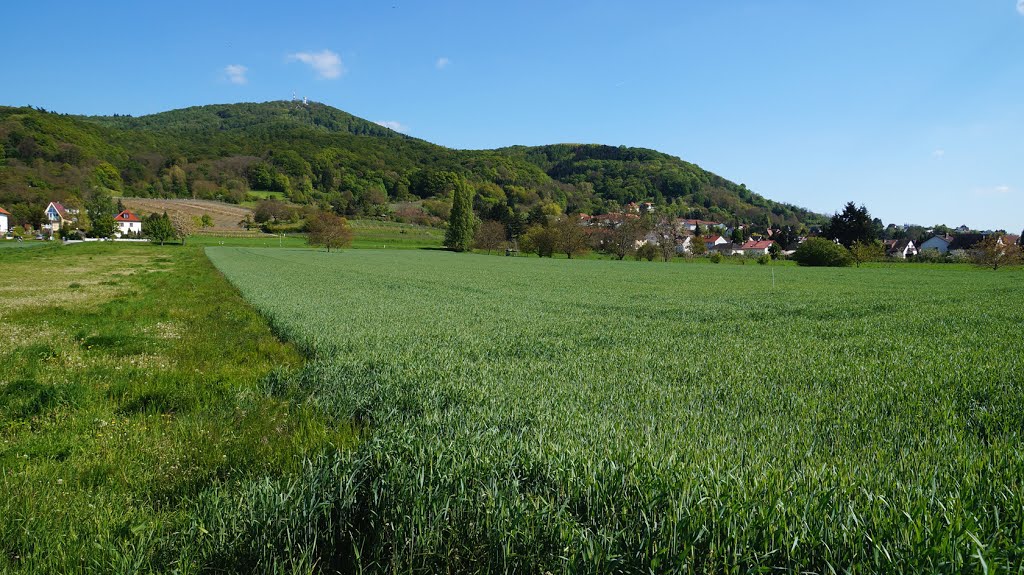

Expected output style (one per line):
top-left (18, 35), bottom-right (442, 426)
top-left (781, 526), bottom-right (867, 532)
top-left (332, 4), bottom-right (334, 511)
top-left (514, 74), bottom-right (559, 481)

top-left (306, 210), bottom-right (353, 252)
top-left (823, 202), bottom-right (879, 248)
top-left (444, 176), bottom-right (476, 252)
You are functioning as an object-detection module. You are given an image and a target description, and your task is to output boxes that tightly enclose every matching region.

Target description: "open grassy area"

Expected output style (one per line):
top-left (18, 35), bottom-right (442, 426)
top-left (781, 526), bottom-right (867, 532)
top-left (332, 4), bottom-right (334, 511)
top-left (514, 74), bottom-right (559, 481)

top-left (207, 248), bottom-right (1024, 573)
top-left (0, 243), bottom-right (355, 573)
top-left (347, 219), bottom-right (444, 249)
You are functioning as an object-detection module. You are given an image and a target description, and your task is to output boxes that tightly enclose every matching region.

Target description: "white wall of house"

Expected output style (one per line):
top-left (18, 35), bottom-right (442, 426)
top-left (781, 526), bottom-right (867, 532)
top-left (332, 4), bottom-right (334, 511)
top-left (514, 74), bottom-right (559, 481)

top-left (117, 221), bottom-right (142, 236)
top-left (0, 214), bottom-right (8, 234)
top-left (919, 236), bottom-right (950, 254)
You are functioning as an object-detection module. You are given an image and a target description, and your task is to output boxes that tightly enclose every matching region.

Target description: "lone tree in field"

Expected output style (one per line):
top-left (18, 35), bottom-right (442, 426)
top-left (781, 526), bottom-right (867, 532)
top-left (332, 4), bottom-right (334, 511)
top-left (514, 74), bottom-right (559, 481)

top-left (169, 213), bottom-right (196, 245)
top-left (608, 218), bottom-right (647, 260)
top-left (654, 218), bottom-right (678, 262)
top-left (144, 212), bottom-right (175, 245)
top-left (444, 176), bottom-right (476, 252)
top-left (972, 235), bottom-right (1022, 270)
top-left (306, 211), bottom-right (353, 252)
top-left (849, 239), bottom-right (885, 267)
top-left (473, 220), bottom-right (506, 254)
top-left (554, 215), bottom-right (590, 259)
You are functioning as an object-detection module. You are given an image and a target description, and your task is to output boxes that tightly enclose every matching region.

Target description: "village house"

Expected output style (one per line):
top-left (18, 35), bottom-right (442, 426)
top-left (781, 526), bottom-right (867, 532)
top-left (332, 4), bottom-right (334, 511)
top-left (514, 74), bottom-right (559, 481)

top-left (44, 201), bottom-right (77, 232)
top-left (918, 235), bottom-right (953, 254)
top-left (114, 210), bottom-right (142, 237)
top-left (0, 207), bottom-right (10, 234)
top-left (708, 242), bottom-right (739, 256)
top-left (884, 239), bottom-right (918, 259)
top-left (737, 239), bottom-right (776, 256)
top-left (674, 236), bottom-right (695, 255)
top-left (704, 235), bottom-right (728, 251)
top-left (678, 219), bottom-right (723, 233)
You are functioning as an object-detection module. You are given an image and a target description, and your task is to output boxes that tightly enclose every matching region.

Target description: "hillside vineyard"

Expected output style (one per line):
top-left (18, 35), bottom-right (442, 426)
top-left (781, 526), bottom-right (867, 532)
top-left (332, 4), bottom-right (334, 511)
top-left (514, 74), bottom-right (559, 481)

top-left (207, 247), bottom-right (1024, 573)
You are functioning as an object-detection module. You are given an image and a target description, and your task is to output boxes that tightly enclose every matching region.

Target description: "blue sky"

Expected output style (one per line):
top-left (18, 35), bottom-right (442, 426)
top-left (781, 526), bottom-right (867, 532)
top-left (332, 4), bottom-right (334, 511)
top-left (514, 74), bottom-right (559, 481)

top-left (3, 0), bottom-right (1022, 231)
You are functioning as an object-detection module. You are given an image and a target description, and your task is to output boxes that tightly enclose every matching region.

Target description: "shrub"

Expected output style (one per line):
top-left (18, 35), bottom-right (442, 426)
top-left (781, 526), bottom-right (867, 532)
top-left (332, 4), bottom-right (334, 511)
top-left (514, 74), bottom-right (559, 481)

top-left (791, 237), bottom-right (853, 267)
top-left (635, 243), bottom-right (657, 261)
top-left (709, 252), bottom-right (723, 264)
top-left (757, 254), bottom-right (771, 265)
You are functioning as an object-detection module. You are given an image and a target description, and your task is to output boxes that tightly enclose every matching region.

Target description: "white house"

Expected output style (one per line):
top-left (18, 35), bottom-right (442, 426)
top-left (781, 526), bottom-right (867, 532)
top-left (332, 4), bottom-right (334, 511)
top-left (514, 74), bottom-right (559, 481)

top-left (885, 239), bottom-right (918, 259)
top-left (679, 219), bottom-right (723, 233)
top-left (704, 235), bottom-right (729, 250)
top-left (674, 236), bottom-right (695, 255)
top-left (0, 207), bottom-right (10, 234)
top-left (918, 235), bottom-right (952, 254)
top-left (737, 239), bottom-right (776, 255)
top-left (114, 210), bottom-right (143, 237)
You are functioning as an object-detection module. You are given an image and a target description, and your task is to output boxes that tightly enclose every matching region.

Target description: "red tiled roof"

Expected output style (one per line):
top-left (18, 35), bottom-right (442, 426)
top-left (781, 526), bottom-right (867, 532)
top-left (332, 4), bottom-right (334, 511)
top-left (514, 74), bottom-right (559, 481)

top-left (48, 202), bottom-right (71, 219)
top-left (740, 240), bottom-right (775, 250)
top-left (114, 210), bottom-right (141, 223)
top-left (705, 235), bottom-right (723, 243)
top-left (0, 207), bottom-right (10, 216)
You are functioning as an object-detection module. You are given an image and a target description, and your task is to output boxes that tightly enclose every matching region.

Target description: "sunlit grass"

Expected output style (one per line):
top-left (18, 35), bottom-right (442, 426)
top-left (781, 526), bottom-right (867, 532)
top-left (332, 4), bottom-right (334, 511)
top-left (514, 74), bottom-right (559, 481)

top-left (208, 247), bottom-right (1024, 573)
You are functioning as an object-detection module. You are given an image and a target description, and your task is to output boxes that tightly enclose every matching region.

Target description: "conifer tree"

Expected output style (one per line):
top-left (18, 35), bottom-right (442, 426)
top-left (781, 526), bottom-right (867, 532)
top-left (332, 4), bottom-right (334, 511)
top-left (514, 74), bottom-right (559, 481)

top-left (444, 176), bottom-right (475, 251)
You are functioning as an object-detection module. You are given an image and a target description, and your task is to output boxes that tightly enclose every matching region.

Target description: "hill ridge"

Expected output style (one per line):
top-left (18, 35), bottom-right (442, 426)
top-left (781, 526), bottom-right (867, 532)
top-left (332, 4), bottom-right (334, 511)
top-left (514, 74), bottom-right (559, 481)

top-left (0, 101), bottom-right (825, 229)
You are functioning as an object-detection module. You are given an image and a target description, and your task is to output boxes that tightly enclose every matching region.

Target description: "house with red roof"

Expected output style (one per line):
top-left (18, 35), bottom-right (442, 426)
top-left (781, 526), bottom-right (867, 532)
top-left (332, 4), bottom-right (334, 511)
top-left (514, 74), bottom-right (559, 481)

top-left (737, 239), bottom-right (776, 256)
top-left (703, 235), bottom-right (728, 250)
top-left (114, 210), bottom-right (143, 237)
top-left (44, 201), bottom-right (77, 232)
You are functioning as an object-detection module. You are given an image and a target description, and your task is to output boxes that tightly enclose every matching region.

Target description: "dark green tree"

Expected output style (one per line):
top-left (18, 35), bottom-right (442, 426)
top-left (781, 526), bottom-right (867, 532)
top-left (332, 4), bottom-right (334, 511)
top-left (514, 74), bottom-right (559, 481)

top-left (823, 202), bottom-right (878, 248)
top-left (144, 212), bottom-right (175, 245)
top-left (87, 192), bottom-right (117, 238)
top-left (792, 237), bottom-right (853, 267)
top-left (444, 176), bottom-right (476, 252)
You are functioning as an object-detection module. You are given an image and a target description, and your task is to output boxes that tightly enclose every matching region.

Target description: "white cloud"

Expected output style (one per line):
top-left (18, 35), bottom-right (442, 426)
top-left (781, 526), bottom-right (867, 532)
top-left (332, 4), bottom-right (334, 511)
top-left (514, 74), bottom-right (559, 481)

top-left (375, 120), bottom-right (409, 133)
top-left (435, 57), bottom-right (450, 70)
top-left (224, 64), bottom-right (248, 85)
top-left (932, 149), bottom-right (945, 158)
top-left (1018, 0), bottom-right (1024, 16)
top-left (288, 50), bottom-right (344, 79)
top-left (974, 185), bottom-right (1013, 196)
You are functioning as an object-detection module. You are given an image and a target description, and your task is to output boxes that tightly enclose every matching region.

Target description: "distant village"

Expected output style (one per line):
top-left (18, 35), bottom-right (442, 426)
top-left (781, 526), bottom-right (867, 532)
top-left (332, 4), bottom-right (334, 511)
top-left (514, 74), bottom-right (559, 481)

top-left (1, 198), bottom-right (1020, 263)
top-left (574, 201), bottom-right (1021, 261)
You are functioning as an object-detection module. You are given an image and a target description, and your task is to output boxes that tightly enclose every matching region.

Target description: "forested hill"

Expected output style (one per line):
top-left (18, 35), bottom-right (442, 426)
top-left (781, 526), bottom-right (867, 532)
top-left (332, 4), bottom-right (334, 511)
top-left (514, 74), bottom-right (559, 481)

top-left (83, 101), bottom-right (411, 140)
top-left (0, 101), bottom-right (825, 228)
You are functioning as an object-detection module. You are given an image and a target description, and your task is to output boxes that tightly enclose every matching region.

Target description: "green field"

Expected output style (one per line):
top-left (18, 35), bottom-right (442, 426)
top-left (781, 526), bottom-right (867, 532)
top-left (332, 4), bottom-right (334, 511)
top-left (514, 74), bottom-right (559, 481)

top-left (347, 219), bottom-right (444, 249)
top-left (0, 244), bottom-right (353, 573)
top-left (205, 248), bottom-right (1024, 573)
top-left (184, 219), bottom-right (444, 250)
top-left (0, 240), bottom-right (48, 249)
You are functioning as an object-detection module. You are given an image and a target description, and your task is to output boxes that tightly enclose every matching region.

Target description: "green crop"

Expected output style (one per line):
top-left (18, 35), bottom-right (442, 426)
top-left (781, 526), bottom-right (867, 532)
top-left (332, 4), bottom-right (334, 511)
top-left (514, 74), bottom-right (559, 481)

top-left (207, 247), bottom-right (1024, 573)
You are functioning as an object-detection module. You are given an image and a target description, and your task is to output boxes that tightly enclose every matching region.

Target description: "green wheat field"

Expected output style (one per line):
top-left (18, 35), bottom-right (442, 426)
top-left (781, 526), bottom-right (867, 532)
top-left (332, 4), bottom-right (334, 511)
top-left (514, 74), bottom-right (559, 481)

top-left (204, 247), bottom-right (1024, 573)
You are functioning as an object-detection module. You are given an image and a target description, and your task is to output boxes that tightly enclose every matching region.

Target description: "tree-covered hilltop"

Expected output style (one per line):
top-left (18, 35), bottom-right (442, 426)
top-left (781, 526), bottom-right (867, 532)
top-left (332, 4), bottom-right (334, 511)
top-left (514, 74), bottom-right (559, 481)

top-left (0, 101), bottom-right (826, 229)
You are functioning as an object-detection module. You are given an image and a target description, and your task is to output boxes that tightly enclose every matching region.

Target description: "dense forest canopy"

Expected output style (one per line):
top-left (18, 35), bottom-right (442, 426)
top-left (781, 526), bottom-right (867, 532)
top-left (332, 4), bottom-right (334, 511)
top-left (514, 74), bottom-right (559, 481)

top-left (0, 101), bottom-right (826, 229)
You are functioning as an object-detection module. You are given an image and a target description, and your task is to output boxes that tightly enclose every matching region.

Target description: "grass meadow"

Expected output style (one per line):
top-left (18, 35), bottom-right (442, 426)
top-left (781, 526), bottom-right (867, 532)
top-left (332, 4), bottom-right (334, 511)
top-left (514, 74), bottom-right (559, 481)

top-left (0, 243), bottom-right (355, 573)
top-left (205, 248), bottom-right (1024, 573)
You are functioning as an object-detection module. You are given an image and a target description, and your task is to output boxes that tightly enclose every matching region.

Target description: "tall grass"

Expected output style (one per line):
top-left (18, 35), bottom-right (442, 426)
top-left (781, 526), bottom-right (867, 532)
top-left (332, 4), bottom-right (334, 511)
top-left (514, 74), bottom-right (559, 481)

top-left (207, 248), bottom-right (1024, 573)
top-left (0, 244), bottom-right (356, 573)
